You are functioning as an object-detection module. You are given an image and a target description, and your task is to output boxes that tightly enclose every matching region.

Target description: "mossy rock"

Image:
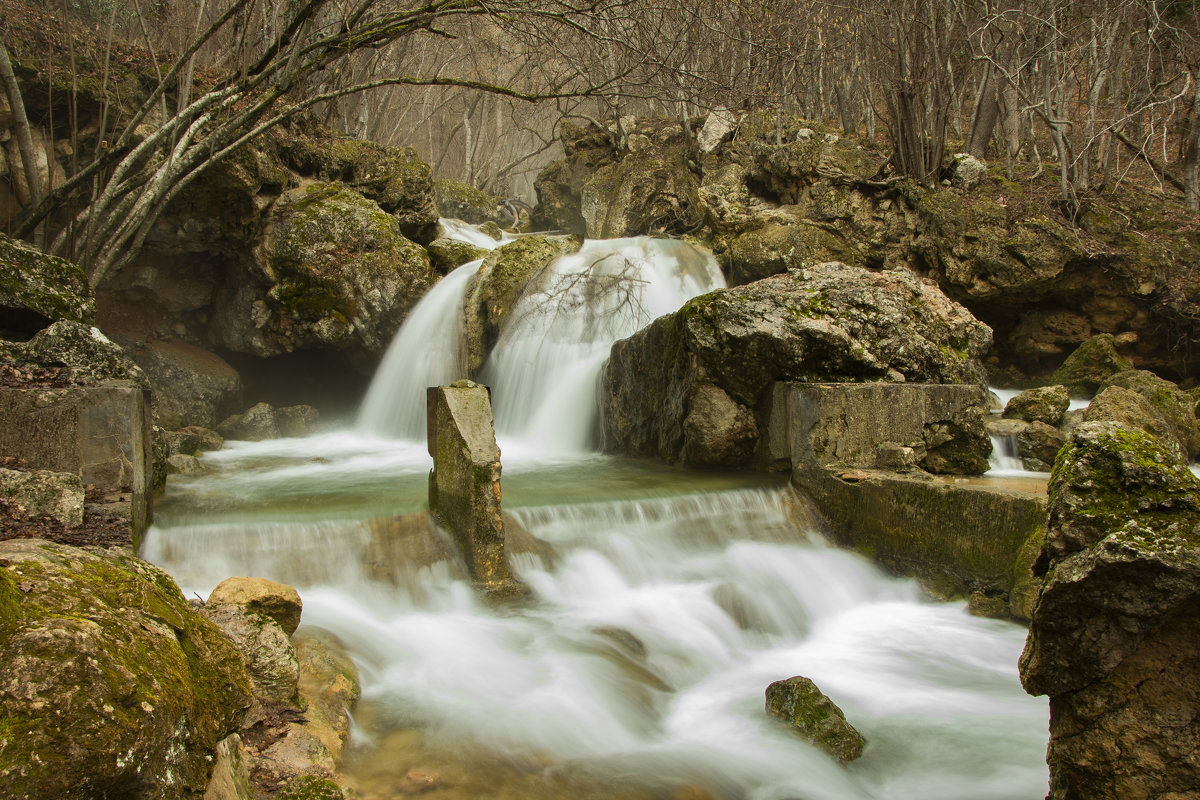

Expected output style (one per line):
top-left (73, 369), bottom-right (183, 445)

top-left (1051, 334), bottom-right (1134, 396)
top-left (581, 144), bottom-right (704, 238)
top-left (765, 675), bottom-right (865, 762)
top-left (277, 775), bottom-right (345, 800)
top-left (1003, 385), bottom-right (1070, 426)
top-left (0, 234), bottom-right (95, 336)
top-left (428, 237), bottom-right (489, 275)
top-left (726, 222), bottom-right (860, 285)
top-left (434, 179), bottom-right (505, 226)
top-left (0, 539), bottom-right (253, 799)
top-left (1098, 370), bottom-right (1200, 458)
top-left (14, 319), bottom-right (148, 388)
top-left (1083, 385), bottom-right (1185, 462)
top-left (462, 234), bottom-right (582, 372)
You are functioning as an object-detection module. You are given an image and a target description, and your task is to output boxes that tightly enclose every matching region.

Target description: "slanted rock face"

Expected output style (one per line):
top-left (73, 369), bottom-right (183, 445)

top-left (1083, 385), bottom-right (1188, 463)
top-left (0, 539), bottom-right (253, 799)
top-left (1020, 422), bottom-right (1200, 800)
top-left (1098, 369), bottom-right (1200, 458)
top-left (14, 320), bottom-right (148, 388)
top-left (1050, 333), bottom-right (1134, 396)
top-left (116, 336), bottom-right (242, 430)
top-left (213, 183), bottom-right (434, 362)
top-left (0, 233), bottom-right (95, 336)
top-left (602, 262), bottom-right (991, 466)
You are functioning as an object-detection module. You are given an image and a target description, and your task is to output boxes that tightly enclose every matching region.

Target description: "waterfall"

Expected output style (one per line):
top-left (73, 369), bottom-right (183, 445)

top-left (358, 232), bottom-right (724, 453)
top-left (987, 433), bottom-right (1025, 475)
top-left (142, 227), bottom-right (1049, 798)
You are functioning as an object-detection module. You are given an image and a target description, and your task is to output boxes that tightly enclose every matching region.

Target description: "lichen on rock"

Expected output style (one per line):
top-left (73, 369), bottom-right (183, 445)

top-left (0, 233), bottom-right (95, 335)
top-left (765, 675), bottom-right (865, 763)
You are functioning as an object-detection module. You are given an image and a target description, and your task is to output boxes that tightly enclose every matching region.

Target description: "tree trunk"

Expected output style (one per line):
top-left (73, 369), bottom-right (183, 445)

top-left (966, 63), bottom-right (999, 159)
top-left (1184, 83), bottom-right (1200, 211)
top-left (0, 43), bottom-right (43, 210)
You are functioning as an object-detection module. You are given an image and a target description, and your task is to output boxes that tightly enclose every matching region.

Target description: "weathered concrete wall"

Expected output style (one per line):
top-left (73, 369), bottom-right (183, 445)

top-left (769, 382), bottom-right (1047, 618)
top-left (0, 381), bottom-right (153, 545)
top-left (426, 381), bottom-right (512, 588)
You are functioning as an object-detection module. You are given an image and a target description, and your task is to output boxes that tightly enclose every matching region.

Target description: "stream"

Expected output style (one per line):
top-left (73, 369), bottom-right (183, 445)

top-left (142, 229), bottom-right (1049, 799)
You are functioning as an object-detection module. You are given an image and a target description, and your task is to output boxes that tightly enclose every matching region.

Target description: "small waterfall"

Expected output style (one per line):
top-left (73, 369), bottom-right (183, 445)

top-left (358, 235), bottom-right (724, 451)
top-left (987, 433), bottom-right (1025, 475)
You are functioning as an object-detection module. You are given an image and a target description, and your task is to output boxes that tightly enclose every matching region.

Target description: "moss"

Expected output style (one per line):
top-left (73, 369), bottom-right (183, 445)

top-left (0, 234), bottom-right (96, 326)
top-left (278, 775), bottom-right (344, 800)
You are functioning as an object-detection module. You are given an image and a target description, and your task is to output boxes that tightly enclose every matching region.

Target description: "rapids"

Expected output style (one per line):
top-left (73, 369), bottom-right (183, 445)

top-left (142, 225), bottom-right (1049, 798)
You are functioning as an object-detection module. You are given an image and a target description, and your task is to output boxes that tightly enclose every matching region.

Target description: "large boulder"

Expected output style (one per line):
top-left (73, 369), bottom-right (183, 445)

top-left (724, 222), bottom-right (860, 286)
top-left (602, 262), bottom-right (991, 466)
top-left (1020, 422), bottom-right (1200, 799)
top-left (201, 602), bottom-right (301, 709)
top-left (433, 179), bottom-right (507, 227)
top-left (209, 576), bottom-right (303, 637)
top-left (580, 133), bottom-right (704, 238)
top-left (11, 320), bottom-right (148, 388)
top-left (1083, 385), bottom-right (1188, 463)
top-left (0, 233), bottom-right (95, 336)
top-left (764, 675), bottom-right (865, 763)
top-left (117, 337), bottom-right (242, 430)
top-left (1050, 334), bottom-right (1134, 396)
top-left (1002, 384), bottom-right (1069, 426)
top-left (462, 234), bottom-right (582, 372)
top-left (217, 402), bottom-right (282, 442)
top-left (0, 540), bottom-right (252, 799)
top-left (213, 183), bottom-right (434, 362)
top-left (1098, 369), bottom-right (1200, 458)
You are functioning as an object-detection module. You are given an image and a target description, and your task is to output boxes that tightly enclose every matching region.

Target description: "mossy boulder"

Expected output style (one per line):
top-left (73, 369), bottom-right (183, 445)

top-left (1083, 385), bottom-right (1187, 463)
top-left (0, 539), bottom-right (253, 799)
top-left (1097, 370), bottom-right (1200, 458)
top-left (602, 262), bottom-right (991, 466)
top-left (462, 234), bottom-right (582, 372)
top-left (8, 320), bottom-right (149, 388)
top-left (215, 183), bottom-right (434, 361)
top-left (217, 402), bottom-right (282, 442)
top-left (765, 675), bottom-right (865, 762)
top-left (1050, 334), bottom-right (1134, 396)
top-left (427, 237), bottom-right (489, 275)
top-left (0, 234), bottom-right (95, 336)
top-left (1020, 422), bottom-right (1200, 799)
top-left (725, 222), bottom-right (859, 285)
top-left (433, 179), bottom-right (506, 226)
top-left (580, 142), bottom-right (704, 238)
top-left (1003, 385), bottom-right (1069, 426)
top-left (746, 132), bottom-right (880, 203)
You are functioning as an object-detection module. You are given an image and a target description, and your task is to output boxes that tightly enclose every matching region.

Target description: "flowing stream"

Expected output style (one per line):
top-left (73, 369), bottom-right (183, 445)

top-left (143, 227), bottom-right (1049, 799)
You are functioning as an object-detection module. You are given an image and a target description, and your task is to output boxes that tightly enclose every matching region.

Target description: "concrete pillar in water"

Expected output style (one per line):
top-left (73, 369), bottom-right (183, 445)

top-left (426, 380), bottom-right (514, 589)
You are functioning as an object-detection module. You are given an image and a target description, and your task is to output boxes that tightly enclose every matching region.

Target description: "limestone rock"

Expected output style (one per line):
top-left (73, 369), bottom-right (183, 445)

top-left (1083, 385), bottom-right (1186, 462)
top-left (0, 467), bottom-right (84, 526)
top-left (0, 233), bottom-right (95, 336)
top-left (119, 337), bottom-right (242, 430)
top-left (0, 540), bottom-right (252, 799)
top-left (277, 776), bottom-right (344, 800)
top-left (697, 108), bottom-right (739, 153)
top-left (1050, 334), bottom-right (1134, 395)
top-left (213, 183), bottom-right (434, 360)
top-left (1020, 422), bottom-right (1200, 800)
top-left (294, 629), bottom-right (361, 762)
top-left (765, 676), bottom-right (865, 763)
top-left (602, 262), bottom-right (991, 466)
top-left (165, 453), bottom-right (206, 475)
top-left (581, 137), bottom-right (703, 239)
top-left (201, 602), bottom-right (302, 709)
top-left (1002, 385), bottom-right (1069, 426)
top-left (948, 153), bottom-right (988, 189)
top-left (746, 134), bottom-right (880, 203)
top-left (1098, 369), bottom-right (1200, 458)
top-left (204, 733), bottom-right (253, 800)
top-left (462, 234), bottom-right (582, 371)
top-left (726, 222), bottom-right (858, 286)
top-left (18, 320), bottom-right (148, 388)
top-left (209, 576), bottom-right (303, 636)
top-left (166, 425), bottom-right (224, 456)
top-left (218, 402), bottom-right (281, 442)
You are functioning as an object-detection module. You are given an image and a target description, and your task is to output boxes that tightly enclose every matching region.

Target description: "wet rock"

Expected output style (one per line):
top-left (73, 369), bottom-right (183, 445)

top-left (1098, 369), bottom-right (1200, 458)
top-left (166, 453), bottom-right (206, 475)
top-left (427, 237), bottom-right (488, 274)
top-left (0, 232), bottom-right (95, 336)
top-left (276, 404), bottom-right (321, 438)
top-left (277, 776), bottom-right (344, 800)
top-left (765, 676), bottom-right (865, 762)
top-left (294, 628), bottom-right (360, 762)
top-left (201, 601), bottom-right (302, 709)
top-left (1017, 421), bottom-right (1065, 470)
top-left (427, 381), bottom-right (514, 588)
top-left (433, 179), bottom-right (507, 227)
top-left (0, 467), bottom-right (84, 526)
top-left (204, 733), bottom-right (253, 800)
top-left (462, 234), bottom-right (582, 372)
top-left (1002, 385), bottom-right (1069, 426)
top-left (1020, 422), bottom-right (1200, 799)
top-left (213, 183), bottom-right (434, 362)
top-left (209, 576), bottom-right (303, 636)
top-left (602, 262), bottom-right (991, 467)
top-left (218, 402), bottom-right (281, 442)
top-left (1083, 385), bottom-right (1186, 462)
top-left (166, 425), bottom-right (224, 456)
top-left (1050, 334), bottom-right (1134, 396)
top-left (0, 539), bottom-right (253, 799)
top-left (681, 382), bottom-right (759, 466)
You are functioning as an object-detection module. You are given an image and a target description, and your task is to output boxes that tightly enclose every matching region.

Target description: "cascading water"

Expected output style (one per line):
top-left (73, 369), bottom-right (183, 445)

top-left (142, 222), bottom-right (1049, 799)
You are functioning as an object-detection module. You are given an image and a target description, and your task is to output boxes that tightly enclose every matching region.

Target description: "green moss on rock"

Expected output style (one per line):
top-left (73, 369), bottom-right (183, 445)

top-left (0, 234), bottom-right (95, 332)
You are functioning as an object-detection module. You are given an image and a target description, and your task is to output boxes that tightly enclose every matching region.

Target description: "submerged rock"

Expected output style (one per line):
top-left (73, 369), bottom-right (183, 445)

top-left (0, 539), bottom-right (252, 799)
top-left (602, 261), bottom-right (991, 466)
top-left (1021, 422), bottom-right (1200, 800)
top-left (765, 675), bottom-right (865, 763)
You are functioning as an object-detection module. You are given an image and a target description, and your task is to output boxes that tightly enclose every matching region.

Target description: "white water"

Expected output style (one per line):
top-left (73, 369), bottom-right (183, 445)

top-left (144, 228), bottom-right (1048, 798)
